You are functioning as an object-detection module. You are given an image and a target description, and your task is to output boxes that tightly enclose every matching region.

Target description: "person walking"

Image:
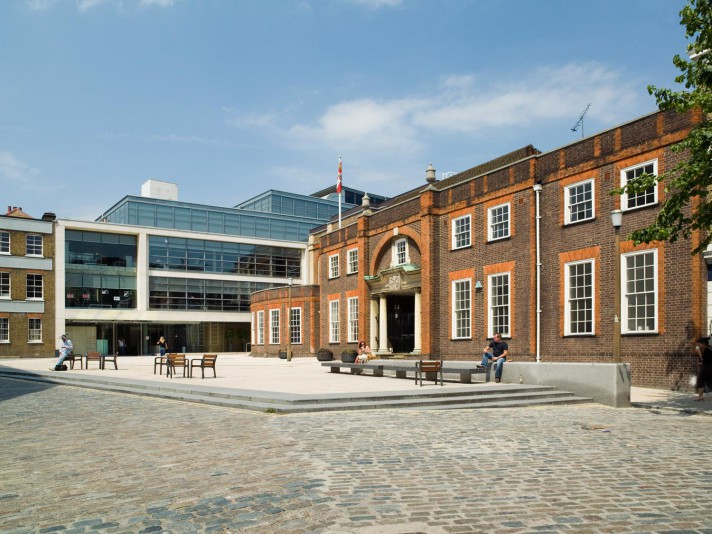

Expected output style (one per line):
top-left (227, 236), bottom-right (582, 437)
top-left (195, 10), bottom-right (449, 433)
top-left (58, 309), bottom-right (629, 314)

top-left (694, 336), bottom-right (712, 401)
top-left (117, 337), bottom-right (126, 356)
top-left (478, 332), bottom-right (509, 383)
top-left (50, 334), bottom-right (73, 371)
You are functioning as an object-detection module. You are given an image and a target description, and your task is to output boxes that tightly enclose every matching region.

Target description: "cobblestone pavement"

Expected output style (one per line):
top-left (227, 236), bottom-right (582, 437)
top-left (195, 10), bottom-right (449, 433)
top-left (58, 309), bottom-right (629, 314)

top-left (1, 377), bottom-right (711, 534)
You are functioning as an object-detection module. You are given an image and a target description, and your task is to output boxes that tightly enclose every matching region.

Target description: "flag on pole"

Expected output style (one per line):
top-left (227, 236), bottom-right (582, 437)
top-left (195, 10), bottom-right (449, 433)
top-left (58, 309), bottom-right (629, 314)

top-left (336, 157), bottom-right (342, 193)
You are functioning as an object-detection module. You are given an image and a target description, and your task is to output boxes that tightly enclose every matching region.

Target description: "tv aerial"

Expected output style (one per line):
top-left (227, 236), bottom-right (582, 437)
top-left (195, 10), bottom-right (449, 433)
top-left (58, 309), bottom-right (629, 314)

top-left (571, 103), bottom-right (591, 138)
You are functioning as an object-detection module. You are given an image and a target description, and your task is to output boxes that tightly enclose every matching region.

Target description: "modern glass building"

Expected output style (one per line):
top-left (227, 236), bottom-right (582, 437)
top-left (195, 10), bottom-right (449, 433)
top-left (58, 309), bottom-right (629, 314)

top-left (55, 182), bottom-right (379, 357)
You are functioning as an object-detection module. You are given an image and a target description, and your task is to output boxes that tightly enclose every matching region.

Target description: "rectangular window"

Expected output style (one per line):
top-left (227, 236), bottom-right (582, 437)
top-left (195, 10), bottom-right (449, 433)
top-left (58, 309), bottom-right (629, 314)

top-left (623, 250), bottom-right (657, 333)
top-left (28, 318), bottom-right (42, 342)
top-left (347, 297), bottom-right (359, 343)
top-left (26, 274), bottom-right (43, 299)
top-left (565, 180), bottom-right (594, 224)
top-left (256, 311), bottom-right (264, 345)
top-left (329, 299), bottom-right (340, 343)
top-left (0, 231), bottom-right (9, 254)
top-left (26, 235), bottom-right (43, 256)
top-left (329, 254), bottom-right (339, 279)
top-left (347, 248), bottom-right (358, 274)
top-left (452, 279), bottom-right (471, 339)
top-left (565, 260), bottom-right (594, 335)
top-left (270, 309), bottom-right (280, 344)
top-left (488, 273), bottom-right (510, 337)
top-left (621, 160), bottom-right (657, 210)
top-left (290, 307), bottom-right (301, 345)
top-left (394, 238), bottom-right (408, 265)
top-left (0, 317), bottom-right (8, 342)
top-left (0, 272), bottom-right (9, 298)
top-left (488, 203), bottom-right (510, 241)
top-left (452, 215), bottom-right (471, 249)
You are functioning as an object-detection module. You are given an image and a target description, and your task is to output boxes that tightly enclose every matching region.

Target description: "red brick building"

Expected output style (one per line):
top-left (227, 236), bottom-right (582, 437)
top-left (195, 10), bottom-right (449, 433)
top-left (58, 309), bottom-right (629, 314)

top-left (251, 109), bottom-right (708, 389)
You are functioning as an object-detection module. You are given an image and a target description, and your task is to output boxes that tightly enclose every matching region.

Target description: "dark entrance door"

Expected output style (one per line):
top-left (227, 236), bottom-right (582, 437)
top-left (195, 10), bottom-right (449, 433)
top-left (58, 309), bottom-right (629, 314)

top-left (387, 295), bottom-right (414, 353)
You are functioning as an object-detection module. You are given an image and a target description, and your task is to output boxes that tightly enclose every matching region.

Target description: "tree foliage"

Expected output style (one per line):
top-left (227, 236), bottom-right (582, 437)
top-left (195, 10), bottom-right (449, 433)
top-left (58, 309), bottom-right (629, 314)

top-left (613, 0), bottom-right (712, 254)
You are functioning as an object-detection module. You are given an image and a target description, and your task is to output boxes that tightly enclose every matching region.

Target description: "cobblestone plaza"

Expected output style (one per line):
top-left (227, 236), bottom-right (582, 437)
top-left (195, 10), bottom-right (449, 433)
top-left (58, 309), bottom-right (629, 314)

top-left (1, 376), bottom-right (711, 533)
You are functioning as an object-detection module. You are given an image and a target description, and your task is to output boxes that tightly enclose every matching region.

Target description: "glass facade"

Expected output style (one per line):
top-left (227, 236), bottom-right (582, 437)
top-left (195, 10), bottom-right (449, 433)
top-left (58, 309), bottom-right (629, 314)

top-left (148, 236), bottom-right (301, 278)
top-left (100, 193), bottom-right (346, 242)
top-left (149, 276), bottom-right (278, 312)
top-left (65, 230), bottom-right (137, 308)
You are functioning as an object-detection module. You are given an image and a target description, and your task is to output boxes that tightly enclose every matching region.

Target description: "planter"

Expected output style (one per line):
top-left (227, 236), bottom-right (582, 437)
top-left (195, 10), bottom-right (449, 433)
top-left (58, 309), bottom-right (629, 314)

top-left (278, 350), bottom-right (288, 360)
top-left (341, 349), bottom-right (358, 363)
top-left (316, 348), bottom-right (334, 362)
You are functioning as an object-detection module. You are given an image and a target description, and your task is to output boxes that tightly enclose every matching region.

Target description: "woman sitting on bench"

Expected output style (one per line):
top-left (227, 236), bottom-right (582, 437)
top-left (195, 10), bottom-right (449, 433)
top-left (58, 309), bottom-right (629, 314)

top-left (356, 340), bottom-right (372, 363)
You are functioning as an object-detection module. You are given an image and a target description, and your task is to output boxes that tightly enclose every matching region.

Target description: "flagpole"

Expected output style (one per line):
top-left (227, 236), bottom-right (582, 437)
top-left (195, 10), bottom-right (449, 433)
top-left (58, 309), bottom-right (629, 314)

top-left (337, 157), bottom-right (342, 229)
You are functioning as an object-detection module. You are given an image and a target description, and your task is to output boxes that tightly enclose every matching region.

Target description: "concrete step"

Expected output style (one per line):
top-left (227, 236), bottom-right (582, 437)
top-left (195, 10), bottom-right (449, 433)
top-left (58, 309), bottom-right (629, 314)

top-left (0, 368), bottom-right (593, 413)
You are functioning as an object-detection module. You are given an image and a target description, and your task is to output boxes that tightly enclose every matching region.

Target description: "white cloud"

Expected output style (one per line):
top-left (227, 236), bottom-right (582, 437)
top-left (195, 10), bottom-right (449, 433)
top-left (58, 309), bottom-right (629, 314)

top-left (76, 0), bottom-right (111, 11)
top-left (0, 152), bottom-right (40, 184)
top-left (26, 0), bottom-right (58, 10)
top-left (100, 132), bottom-right (245, 148)
top-left (139, 0), bottom-right (175, 7)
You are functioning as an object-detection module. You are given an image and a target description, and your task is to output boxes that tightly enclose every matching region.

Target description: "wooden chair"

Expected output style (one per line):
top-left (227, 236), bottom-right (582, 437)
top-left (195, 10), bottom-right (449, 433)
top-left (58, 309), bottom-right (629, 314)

top-left (66, 352), bottom-right (83, 370)
top-left (415, 359), bottom-right (443, 386)
top-left (166, 353), bottom-right (188, 378)
top-left (85, 351), bottom-right (102, 369)
top-left (102, 352), bottom-right (118, 370)
top-left (190, 354), bottom-right (218, 378)
top-left (154, 353), bottom-right (169, 375)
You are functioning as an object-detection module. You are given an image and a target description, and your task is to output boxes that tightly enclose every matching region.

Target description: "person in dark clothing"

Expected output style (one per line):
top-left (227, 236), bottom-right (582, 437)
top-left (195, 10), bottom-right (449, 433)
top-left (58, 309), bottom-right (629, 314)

top-left (479, 332), bottom-right (509, 383)
top-left (694, 336), bottom-right (712, 401)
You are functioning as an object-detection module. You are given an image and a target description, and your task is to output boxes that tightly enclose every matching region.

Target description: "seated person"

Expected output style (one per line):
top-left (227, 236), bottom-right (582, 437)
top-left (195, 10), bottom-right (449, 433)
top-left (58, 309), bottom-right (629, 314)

top-left (478, 332), bottom-right (509, 383)
top-left (356, 340), bottom-right (372, 363)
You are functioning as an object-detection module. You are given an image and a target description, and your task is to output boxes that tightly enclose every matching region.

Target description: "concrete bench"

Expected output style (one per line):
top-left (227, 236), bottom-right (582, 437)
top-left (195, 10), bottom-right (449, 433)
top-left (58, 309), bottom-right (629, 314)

top-left (321, 362), bottom-right (384, 377)
top-left (323, 361), bottom-right (487, 383)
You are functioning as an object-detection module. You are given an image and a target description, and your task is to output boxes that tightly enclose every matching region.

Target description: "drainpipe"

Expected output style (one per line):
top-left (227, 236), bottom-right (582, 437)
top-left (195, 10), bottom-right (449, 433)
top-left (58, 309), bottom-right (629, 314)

top-left (533, 182), bottom-right (543, 363)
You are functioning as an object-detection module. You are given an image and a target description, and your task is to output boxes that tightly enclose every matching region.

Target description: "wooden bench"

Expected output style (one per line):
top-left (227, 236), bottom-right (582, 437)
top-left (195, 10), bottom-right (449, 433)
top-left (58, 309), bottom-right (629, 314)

top-left (415, 359), bottom-right (443, 386)
top-left (190, 354), bottom-right (218, 378)
top-left (323, 360), bottom-right (487, 383)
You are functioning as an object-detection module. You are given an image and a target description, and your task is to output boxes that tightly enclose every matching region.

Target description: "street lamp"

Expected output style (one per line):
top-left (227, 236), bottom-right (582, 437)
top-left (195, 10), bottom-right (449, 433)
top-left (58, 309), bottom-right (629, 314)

top-left (287, 276), bottom-right (293, 361)
top-left (611, 209), bottom-right (623, 363)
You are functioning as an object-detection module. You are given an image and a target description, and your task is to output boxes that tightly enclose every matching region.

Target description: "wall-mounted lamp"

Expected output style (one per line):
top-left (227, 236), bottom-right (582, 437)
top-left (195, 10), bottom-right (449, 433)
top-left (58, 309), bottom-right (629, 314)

top-left (474, 281), bottom-right (483, 290)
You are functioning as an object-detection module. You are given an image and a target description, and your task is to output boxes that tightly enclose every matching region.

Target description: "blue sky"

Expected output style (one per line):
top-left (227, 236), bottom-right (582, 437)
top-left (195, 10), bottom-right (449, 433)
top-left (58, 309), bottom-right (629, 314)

top-left (0, 0), bottom-right (690, 221)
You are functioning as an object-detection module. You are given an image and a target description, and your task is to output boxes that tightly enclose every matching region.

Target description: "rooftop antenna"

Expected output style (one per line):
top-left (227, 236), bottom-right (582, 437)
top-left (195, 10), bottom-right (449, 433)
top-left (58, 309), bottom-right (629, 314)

top-left (571, 103), bottom-right (591, 139)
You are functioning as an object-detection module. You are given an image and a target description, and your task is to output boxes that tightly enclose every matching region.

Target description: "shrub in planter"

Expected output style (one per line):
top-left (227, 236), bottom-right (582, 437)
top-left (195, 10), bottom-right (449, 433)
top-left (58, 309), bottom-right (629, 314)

top-left (316, 348), bottom-right (334, 361)
top-left (278, 350), bottom-right (287, 359)
top-left (341, 348), bottom-right (358, 363)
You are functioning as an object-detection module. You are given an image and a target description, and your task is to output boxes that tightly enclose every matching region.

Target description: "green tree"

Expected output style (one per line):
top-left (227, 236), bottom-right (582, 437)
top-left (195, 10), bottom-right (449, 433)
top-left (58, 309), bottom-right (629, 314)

top-left (613, 0), bottom-right (712, 254)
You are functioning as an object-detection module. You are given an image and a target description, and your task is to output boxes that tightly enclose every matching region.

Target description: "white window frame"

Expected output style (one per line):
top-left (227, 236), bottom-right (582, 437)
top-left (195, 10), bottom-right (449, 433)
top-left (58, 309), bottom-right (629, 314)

top-left (28, 318), bottom-right (42, 343)
top-left (256, 311), bottom-right (264, 345)
top-left (26, 274), bottom-right (43, 300)
top-left (329, 299), bottom-right (340, 343)
top-left (290, 307), bottom-right (302, 345)
top-left (621, 159), bottom-right (658, 211)
top-left (329, 254), bottom-right (340, 279)
top-left (488, 272), bottom-right (510, 338)
top-left (488, 203), bottom-right (510, 241)
top-left (26, 234), bottom-right (43, 257)
top-left (269, 309), bottom-right (280, 345)
top-left (0, 272), bottom-right (9, 299)
top-left (452, 215), bottom-right (471, 250)
top-left (347, 248), bottom-right (359, 274)
top-left (564, 179), bottom-right (595, 225)
top-left (393, 238), bottom-right (408, 266)
top-left (0, 317), bottom-right (8, 342)
top-left (622, 249), bottom-right (658, 334)
top-left (564, 259), bottom-right (595, 336)
top-left (452, 279), bottom-right (472, 339)
top-left (0, 231), bottom-right (9, 254)
top-left (347, 297), bottom-right (359, 343)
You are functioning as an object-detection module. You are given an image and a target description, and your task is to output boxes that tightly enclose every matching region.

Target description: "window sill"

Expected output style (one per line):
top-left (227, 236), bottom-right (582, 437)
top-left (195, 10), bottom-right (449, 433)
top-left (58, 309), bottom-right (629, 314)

top-left (563, 217), bottom-right (595, 227)
top-left (28, 341), bottom-right (43, 344)
top-left (487, 236), bottom-right (511, 243)
top-left (452, 244), bottom-right (472, 251)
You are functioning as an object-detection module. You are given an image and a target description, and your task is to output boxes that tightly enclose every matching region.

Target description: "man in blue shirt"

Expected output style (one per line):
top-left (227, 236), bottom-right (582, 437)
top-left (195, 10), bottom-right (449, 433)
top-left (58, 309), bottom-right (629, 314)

top-left (479, 332), bottom-right (509, 383)
top-left (51, 334), bottom-right (73, 371)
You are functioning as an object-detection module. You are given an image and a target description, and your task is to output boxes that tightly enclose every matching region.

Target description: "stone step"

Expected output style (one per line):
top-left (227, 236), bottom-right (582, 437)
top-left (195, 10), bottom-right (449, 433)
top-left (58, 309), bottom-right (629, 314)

top-left (0, 369), bottom-right (592, 413)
